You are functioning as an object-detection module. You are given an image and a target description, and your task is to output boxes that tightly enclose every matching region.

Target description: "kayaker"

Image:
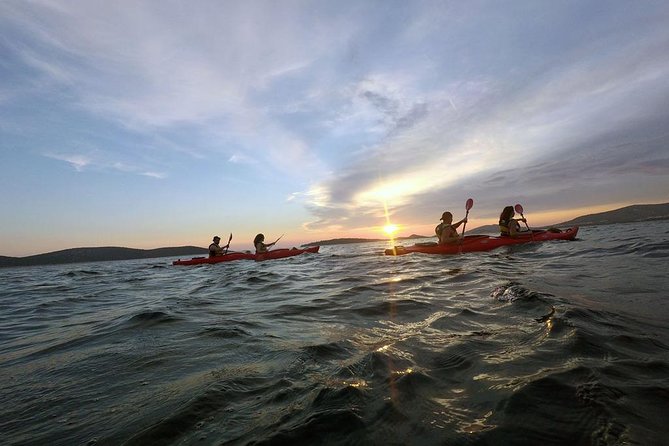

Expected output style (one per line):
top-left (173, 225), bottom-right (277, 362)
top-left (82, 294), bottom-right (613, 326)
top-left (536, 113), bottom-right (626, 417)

top-left (209, 236), bottom-right (229, 257)
top-left (435, 211), bottom-right (467, 245)
top-left (253, 233), bottom-right (277, 254)
top-left (499, 206), bottom-right (528, 237)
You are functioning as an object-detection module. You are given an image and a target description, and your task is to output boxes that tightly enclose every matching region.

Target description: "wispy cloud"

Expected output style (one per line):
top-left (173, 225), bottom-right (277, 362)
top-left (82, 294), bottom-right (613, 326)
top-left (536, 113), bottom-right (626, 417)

top-left (228, 153), bottom-right (258, 165)
top-left (1, 1), bottom-right (346, 175)
top-left (44, 152), bottom-right (91, 171)
top-left (43, 150), bottom-right (167, 179)
top-left (141, 171), bottom-right (167, 179)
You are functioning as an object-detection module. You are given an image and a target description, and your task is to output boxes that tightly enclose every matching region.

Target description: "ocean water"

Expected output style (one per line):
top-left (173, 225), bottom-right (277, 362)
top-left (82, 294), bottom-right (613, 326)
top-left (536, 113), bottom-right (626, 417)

top-left (1, 221), bottom-right (668, 445)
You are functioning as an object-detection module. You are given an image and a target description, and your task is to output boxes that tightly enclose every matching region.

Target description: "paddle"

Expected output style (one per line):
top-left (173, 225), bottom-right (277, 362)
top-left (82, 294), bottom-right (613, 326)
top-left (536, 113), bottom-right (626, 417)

top-left (458, 198), bottom-right (474, 253)
top-left (223, 233), bottom-right (232, 255)
top-left (514, 204), bottom-right (534, 241)
top-left (461, 198), bottom-right (474, 237)
top-left (267, 234), bottom-right (284, 251)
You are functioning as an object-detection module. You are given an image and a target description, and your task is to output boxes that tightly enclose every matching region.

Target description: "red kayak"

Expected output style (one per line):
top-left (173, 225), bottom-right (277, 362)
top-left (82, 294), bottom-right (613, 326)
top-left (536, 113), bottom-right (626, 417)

top-left (385, 227), bottom-right (578, 256)
top-left (173, 246), bottom-right (320, 266)
top-left (254, 246), bottom-right (320, 261)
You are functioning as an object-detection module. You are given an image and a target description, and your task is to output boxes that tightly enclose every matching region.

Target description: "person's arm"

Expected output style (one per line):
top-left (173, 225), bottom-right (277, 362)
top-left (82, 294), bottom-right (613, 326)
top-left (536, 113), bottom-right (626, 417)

top-left (517, 218), bottom-right (529, 232)
top-left (452, 217), bottom-right (467, 230)
top-left (509, 219), bottom-right (527, 236)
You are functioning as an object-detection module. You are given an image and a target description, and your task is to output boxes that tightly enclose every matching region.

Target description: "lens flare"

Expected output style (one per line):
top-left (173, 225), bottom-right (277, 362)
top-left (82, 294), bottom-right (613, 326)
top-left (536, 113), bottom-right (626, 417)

top-left (383, 224), bottom-right (398, 235)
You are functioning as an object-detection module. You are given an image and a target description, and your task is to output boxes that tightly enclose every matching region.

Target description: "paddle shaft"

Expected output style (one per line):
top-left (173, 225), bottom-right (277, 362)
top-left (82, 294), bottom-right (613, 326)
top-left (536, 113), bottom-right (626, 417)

top-left (460, 209), bottom-right (470, 237)
top-left (514, 204), bottom-right (534, 240)
top-left (266, 234), bottom-right (284, 251)
top-left (517, 212), bottom-right (534, 241)
top-left (224, 233), bottom-right (232, 255)
top-left (458, 198), bottom-right (474, 253)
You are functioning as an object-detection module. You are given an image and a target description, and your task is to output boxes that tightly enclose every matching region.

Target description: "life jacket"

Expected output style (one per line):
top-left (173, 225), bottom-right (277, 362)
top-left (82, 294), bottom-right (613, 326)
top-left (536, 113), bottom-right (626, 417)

top-left (255, 242), bottom-right (267, 253)
top-left (500, 218), bottom-right (523, 236)
top-left (499, 219), bottom-right (511, 236)
top-left (209, 243), bottom-right (219, 257)
top-left (437, 223), bottom-right (456, 242)
top-left (435, 223), bottom-right (445, 237)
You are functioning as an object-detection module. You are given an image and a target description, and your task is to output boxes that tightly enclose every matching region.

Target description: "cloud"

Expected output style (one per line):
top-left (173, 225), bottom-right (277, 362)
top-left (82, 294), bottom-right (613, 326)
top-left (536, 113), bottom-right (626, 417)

top-left (43, 150), bottom-right (167, 179)
top-left (141, 171), bottom-right (167, 179)
top-left (301, 13), bottom-right (669, 230)
top-left (44, 152), bottom-right (91, 171)
top-left (1, 1), bottom-right (353, 175)
top-left (3, 1), bottom-right (669, 235)
top-left (228, 154), bottom-right (256, 165)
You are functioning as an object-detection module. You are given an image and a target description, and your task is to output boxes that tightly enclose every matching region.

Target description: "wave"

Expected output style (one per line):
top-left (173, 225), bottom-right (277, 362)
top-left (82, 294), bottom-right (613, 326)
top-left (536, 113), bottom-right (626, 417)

top-left (2, 221), bottom-right (669, 445)
top-left (61, 270), bottom-right (101, 277)
top-left (126, 311), bottom-right (181, 327)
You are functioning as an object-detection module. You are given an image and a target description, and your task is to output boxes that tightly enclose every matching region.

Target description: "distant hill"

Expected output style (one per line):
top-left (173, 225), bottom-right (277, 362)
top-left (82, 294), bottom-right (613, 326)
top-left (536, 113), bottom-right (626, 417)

top-left (466, 202), bottom-right (669, 234)
top-left (467, 224), bottom-right (500, 235)
top-left (556, 203), bottom-right (669, 226)
top-left (0, 246), bottom-right (207, 268)
top-left (301, 237), bottom-right (384, 247)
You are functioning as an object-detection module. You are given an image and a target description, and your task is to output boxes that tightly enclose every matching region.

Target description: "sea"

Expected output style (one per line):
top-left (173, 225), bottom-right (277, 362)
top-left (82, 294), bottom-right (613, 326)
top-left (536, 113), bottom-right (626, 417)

top-left (1, 221), bottom-right (668, 446)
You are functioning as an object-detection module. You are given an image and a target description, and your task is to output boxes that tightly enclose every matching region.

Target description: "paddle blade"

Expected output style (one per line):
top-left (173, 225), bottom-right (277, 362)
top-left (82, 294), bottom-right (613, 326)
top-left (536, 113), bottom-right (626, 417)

top-left (465, 198), bottom-right (474, 211)
top-left (228, 233), bottom-right (233, 243)
top-left (514, 203), bottom-right (524, 214)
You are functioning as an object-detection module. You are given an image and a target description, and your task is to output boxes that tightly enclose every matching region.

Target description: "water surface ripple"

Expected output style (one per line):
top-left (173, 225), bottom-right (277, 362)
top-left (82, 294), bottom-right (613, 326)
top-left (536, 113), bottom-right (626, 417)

top-left (1, 222), bottom-right (668, 445)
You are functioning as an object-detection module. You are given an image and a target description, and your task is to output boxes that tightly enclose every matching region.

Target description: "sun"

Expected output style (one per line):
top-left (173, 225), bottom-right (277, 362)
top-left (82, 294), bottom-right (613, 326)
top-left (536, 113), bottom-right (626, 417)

top-left (383, 224), bottom-right (399, 236)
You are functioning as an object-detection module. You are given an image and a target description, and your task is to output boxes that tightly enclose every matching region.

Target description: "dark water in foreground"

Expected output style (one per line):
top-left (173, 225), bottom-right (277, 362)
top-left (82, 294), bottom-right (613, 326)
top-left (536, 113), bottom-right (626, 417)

top-left (1, 222), bottom-right (669, 445)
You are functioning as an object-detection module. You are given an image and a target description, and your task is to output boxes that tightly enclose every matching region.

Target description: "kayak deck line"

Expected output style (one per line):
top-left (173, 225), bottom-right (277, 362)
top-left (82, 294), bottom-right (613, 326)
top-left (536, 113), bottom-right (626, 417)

top-left (173, 246), bottom-right (320, 266)
top-left (385, 226), bottom-right (579, 256)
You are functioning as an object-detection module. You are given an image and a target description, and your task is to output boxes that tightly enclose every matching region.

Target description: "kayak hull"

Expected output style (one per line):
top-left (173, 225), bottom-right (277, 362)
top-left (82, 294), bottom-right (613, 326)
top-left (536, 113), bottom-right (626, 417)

top-left (385, 227), bottom-right (579, 256)
top-left (254, 246), bottom-right (320, 261)
top-left (173, 246), bottom-right (320, 266)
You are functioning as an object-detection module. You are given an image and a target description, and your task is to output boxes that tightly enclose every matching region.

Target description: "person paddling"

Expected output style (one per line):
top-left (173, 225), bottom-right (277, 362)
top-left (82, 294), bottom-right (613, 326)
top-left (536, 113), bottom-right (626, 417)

top-left (435, 211), bottom-right (467, 245)
top-left (253, 233), bottom-right (279, 254)
top-left (209, 235), bottom-right (230, 257)
top-left (499, 206), bottom-right (529, 237)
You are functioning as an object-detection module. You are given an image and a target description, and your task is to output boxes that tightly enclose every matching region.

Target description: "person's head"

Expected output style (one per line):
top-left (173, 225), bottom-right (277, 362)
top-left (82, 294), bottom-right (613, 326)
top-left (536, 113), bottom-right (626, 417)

top-left (500, 206), bottom-right (514, 221)
top-left (440, 211), bottom-right (453, 224)
top-left (213, 236), bottom-right (221, 243)
top-left (253, 233), bottom-right (265, 245)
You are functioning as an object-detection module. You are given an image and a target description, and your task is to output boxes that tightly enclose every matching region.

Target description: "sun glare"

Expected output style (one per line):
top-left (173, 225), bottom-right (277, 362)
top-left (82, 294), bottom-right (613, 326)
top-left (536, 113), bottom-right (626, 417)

top-left (383, 224), bottom-right (399, 236)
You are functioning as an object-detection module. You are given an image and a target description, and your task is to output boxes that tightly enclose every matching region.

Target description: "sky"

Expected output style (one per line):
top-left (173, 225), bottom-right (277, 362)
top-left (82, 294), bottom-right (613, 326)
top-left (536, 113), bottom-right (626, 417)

top-left (1, 0), bottom-right (668, 256)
